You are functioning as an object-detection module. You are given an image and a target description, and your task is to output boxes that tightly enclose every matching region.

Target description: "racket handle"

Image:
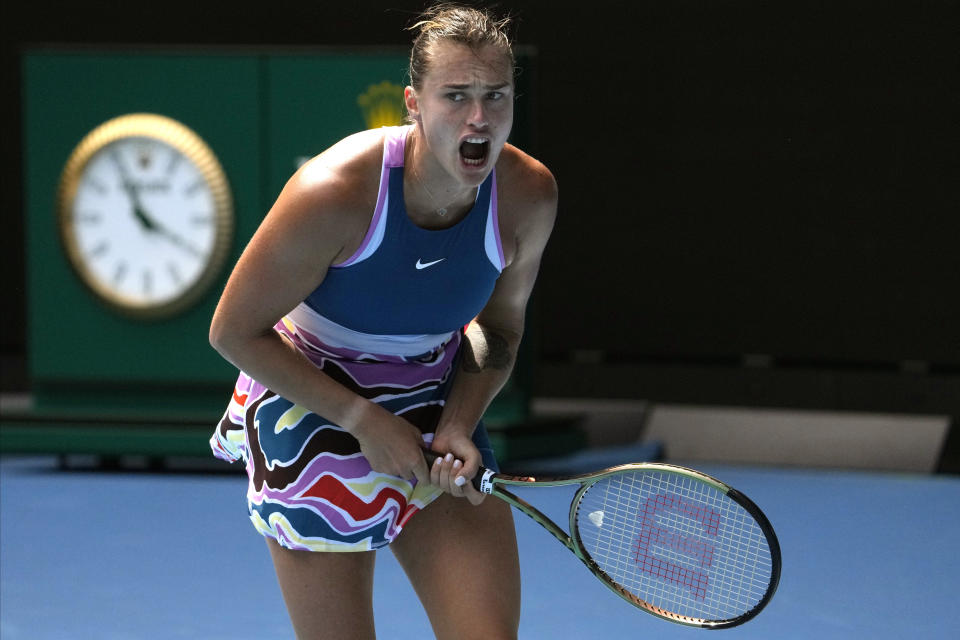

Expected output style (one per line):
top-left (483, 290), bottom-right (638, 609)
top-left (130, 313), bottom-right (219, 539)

top-left (420, 447), bottom-right (489, 492)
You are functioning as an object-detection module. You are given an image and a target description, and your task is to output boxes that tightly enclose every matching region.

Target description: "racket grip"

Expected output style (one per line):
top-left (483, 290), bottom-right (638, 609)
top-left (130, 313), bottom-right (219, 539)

top-left (421, 447), bottom-right (488, 492)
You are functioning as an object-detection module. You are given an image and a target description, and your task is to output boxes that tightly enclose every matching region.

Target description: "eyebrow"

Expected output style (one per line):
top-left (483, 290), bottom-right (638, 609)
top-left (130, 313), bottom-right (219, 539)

top-left (442, 82), bottom-right (512, 91)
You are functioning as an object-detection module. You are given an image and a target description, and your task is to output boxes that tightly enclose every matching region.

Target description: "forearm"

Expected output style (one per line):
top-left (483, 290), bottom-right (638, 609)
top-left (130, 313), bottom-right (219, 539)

top-left (437, 320), bottom-right (521, 438)
top-left (210, 328), bottom-right (375, 436)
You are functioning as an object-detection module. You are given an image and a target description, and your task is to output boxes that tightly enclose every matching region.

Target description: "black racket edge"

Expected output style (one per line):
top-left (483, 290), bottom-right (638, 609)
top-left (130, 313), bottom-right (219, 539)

top-left (573, 478), bottom-right (781, 629)
top-left (571, 469), bottom-right (782, 629)
top-left (714, 486), bottom-right (783, 628)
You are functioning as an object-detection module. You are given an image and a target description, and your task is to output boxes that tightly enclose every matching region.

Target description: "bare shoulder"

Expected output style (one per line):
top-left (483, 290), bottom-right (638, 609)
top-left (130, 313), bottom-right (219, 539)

top-left (292, 128), bottom-right (386, 212)
top-left (495, 144), bottom-right (558, 262)
top-left (497, 143), bottom-right (558, 212)
top-left (265, 128), bottom-right (387, 262)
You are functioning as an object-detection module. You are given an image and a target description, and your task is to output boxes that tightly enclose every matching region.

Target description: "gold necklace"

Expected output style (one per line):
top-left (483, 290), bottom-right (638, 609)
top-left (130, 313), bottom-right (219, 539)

top-left (410, 164), bottom-right (469, 217)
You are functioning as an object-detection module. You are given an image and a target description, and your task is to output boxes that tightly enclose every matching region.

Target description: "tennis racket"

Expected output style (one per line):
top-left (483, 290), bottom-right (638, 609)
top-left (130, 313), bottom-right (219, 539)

top-left (423, 449), bottom-right (781, 629)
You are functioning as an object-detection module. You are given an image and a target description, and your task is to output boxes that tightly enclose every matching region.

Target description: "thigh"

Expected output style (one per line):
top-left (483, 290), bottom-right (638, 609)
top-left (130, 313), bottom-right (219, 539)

top-left (390, 494), bottom-right (521, 640)
top-left (267, 538), bottom-right (377, 640)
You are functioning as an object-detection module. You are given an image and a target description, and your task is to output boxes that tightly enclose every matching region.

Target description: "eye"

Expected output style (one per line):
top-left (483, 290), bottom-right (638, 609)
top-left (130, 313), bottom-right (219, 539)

top-left (486, 91), bottom-right (504, 101)
top-left (446, 92), bottom-right (465, 102)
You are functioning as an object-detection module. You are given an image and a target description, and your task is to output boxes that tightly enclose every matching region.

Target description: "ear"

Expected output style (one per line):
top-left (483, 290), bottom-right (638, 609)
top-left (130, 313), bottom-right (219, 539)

top-left (404, 86), bottom-right (421, 121)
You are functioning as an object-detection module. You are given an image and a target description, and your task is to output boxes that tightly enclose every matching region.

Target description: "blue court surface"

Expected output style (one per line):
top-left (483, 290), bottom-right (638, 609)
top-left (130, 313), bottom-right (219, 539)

top-left (2, 454), bottom-right (958, 639)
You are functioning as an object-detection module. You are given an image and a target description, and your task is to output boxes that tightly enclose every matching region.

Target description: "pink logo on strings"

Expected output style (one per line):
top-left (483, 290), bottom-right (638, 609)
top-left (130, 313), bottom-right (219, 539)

top-left (633, 493), bottom-right (720, 601)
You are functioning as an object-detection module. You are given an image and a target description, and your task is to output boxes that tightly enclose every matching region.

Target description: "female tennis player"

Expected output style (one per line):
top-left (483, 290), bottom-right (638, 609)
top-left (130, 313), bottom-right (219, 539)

top-left (208, 4), bottom-right (557, 638)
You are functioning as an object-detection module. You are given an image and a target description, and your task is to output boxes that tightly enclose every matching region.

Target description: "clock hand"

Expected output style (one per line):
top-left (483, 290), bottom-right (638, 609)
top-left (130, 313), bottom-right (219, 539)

top-left (109, 150), bottom-right (201, 257)
top-left (132, 201), bottom-right (159, 232)
top-left (125, 185), bottom-right (203, 258)
top-left (152, 224), bottom-right (204, 259)
top-left (110, 151), bottom-right (160, 232)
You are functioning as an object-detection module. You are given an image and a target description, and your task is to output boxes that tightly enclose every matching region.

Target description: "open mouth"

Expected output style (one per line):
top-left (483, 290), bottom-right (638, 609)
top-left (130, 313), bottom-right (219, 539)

top-left (459, 137), bottom-right (489, 167)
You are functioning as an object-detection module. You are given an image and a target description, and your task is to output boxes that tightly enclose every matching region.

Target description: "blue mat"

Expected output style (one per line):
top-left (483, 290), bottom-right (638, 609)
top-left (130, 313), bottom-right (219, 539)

top-left (2, 455), bottom-right (959, 639)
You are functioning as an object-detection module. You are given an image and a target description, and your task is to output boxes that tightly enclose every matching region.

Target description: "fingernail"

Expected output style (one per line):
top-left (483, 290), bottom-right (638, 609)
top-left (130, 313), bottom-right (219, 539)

top-left (444, 453), bottom-right (454, 463)
top-left (455, 476), bottom-right (466, 487)
top-left (453, 459), bottom-right (462, 470)
top-left (433, 456), bottom-right (442, 466)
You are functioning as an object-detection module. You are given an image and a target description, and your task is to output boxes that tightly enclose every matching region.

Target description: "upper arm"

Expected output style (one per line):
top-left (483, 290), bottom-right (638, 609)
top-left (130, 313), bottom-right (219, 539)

top-left (475, 155), bottom-right (558, 337)
top-left (210, 138), bottom-right (378, 348)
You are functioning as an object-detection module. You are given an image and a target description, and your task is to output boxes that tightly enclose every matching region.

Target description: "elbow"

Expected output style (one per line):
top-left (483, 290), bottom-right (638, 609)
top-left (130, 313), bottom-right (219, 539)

top-left (208, 313), bottom-right (237, 361)
top-left (208, 325), bottom-right (226, 359)
top-left (209, 311), bottom-right (278, 368)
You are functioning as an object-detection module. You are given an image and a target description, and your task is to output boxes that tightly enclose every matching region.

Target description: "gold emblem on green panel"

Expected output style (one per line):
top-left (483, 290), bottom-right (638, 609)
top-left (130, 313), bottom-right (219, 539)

top-left (357, 81), bottom-right (406, 128)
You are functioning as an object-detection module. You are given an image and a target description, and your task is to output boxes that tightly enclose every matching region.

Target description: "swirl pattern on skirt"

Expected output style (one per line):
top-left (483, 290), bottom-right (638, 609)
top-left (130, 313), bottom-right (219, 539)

top-left (210, 315), bottom-right (460, 551)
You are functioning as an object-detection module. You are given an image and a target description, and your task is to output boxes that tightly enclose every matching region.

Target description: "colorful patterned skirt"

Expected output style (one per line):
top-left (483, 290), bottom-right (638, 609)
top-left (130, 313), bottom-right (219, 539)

top-left (210, 312), bottom-right (468, 552)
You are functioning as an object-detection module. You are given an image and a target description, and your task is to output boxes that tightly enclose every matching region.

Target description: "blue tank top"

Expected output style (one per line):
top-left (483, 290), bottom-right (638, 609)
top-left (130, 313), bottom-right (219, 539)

top-left (302, 126), bottom-right (505, 336)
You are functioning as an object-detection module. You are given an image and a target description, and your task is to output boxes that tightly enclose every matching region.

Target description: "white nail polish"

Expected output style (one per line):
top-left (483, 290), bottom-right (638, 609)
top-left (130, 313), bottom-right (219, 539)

top-left (455, 476), bottom-right (466, 487)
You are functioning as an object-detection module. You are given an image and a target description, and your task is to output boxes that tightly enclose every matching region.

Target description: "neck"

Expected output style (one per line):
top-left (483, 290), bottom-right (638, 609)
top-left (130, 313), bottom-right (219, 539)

top-left (405, 128), bottom-right (476, 218)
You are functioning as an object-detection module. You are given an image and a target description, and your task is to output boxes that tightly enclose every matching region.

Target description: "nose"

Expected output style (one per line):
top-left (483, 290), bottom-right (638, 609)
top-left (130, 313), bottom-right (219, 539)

top-left (466, 99), bottom-right (488, 129)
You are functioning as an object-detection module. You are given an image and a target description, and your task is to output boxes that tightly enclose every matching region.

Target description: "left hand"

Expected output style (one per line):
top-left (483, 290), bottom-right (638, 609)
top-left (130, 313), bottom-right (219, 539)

top-left (427, 431), bottom-right (485, 506)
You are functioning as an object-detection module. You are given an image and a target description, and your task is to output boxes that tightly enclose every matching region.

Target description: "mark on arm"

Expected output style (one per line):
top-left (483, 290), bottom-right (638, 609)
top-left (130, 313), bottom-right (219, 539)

top-left (460, 325), bottom-right (513, 373)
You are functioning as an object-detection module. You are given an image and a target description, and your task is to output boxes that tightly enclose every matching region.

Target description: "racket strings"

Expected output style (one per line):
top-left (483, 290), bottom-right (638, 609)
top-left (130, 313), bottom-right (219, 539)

top-left (575, 471), bottom-right (774, 622)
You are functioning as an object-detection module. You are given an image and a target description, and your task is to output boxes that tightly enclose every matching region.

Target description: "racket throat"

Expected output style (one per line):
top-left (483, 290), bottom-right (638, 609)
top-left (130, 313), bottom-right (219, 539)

top-left (496, 488), bottom-right (577, 553)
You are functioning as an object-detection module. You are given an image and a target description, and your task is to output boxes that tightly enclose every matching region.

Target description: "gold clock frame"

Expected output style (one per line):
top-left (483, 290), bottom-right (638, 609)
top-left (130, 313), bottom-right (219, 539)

top-left (57, 113), bottom-right (234, 319)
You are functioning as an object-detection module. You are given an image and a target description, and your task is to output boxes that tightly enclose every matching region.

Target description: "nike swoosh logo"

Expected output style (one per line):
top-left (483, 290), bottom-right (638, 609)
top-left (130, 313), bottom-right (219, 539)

top-left (415, 258), bottom-right (446, 270)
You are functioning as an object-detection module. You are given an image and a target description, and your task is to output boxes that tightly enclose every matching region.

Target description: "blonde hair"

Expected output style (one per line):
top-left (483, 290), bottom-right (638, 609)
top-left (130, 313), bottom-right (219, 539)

top-left (407, 3), bottom-right (515, 90)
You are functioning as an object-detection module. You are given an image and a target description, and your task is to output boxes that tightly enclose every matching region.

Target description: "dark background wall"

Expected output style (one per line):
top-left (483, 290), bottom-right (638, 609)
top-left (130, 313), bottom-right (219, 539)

top-left (3, 2), bottom-right (958, 408)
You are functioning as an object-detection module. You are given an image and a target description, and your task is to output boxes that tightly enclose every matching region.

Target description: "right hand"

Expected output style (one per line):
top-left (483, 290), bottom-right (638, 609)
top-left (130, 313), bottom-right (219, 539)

top-left (351, 402), bottom-right (431, 485)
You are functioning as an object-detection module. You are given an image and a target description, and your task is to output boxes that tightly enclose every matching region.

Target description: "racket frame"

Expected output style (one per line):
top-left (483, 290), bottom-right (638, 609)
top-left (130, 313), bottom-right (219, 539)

top-left (422, 451), bottom-right (781, 628)
top-left (485, 462), bottom-right (781, 629)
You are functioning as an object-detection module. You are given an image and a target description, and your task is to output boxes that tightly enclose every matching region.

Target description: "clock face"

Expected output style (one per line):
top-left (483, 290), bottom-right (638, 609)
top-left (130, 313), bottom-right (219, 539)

top-left (58, 114), bottom-right (233, 318)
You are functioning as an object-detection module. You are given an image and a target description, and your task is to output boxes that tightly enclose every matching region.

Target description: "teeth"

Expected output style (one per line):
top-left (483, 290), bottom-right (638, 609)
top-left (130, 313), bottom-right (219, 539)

top-left (464, 137), bottom-right (488, 144)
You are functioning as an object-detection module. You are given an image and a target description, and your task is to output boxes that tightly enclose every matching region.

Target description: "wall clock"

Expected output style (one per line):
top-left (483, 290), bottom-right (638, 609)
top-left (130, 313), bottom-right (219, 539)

top-left (57, 113), bottom-right (233, 319)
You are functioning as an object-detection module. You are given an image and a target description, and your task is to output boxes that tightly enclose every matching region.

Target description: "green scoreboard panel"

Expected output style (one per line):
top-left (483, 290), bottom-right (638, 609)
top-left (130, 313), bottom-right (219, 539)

top-left (21, 48), bottom-right (534, 434)
top-left (266, 53), bottom-right (411, 196)
top-left (24, 51), bottom-right (263, 414)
